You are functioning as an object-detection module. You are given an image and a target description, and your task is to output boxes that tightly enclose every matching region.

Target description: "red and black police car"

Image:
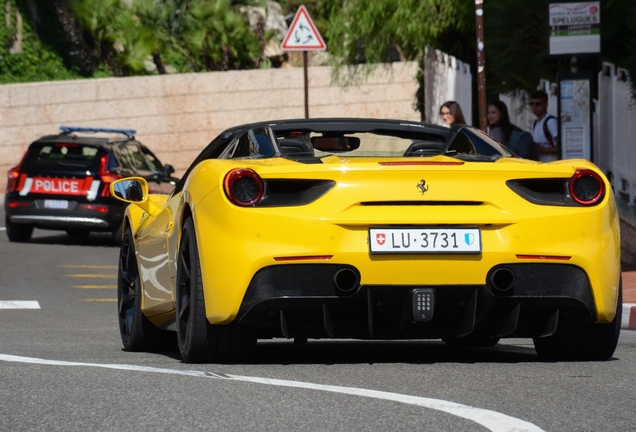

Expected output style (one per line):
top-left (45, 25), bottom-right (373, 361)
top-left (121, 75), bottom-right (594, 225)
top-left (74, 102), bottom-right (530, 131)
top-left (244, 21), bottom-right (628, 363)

top-left (5, 126), bottom-right (178, 242)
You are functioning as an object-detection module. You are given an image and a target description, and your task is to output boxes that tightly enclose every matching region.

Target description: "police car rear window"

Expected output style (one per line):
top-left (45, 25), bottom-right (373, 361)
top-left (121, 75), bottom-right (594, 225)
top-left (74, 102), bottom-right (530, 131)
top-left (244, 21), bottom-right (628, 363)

top-left (24, 144), bottom-right (104, 169)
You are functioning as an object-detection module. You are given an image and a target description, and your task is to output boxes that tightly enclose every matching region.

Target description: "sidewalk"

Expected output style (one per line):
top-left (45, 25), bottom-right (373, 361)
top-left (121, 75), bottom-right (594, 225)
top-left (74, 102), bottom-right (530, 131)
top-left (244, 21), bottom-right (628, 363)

top-left (622, 264), bottom-right (636, 330)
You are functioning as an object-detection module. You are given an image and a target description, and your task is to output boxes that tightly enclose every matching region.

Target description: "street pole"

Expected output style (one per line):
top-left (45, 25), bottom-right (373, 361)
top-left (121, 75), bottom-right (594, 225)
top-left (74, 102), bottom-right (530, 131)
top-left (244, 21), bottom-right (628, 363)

top-left (303, 51), bottom-right (309, 119)
top-left (475, 0), bottom-right (487, 132)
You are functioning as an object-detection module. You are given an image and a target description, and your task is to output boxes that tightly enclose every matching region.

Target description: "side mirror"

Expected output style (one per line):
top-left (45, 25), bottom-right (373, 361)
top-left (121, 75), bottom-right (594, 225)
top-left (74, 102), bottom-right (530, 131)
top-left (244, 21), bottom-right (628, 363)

top-left (164, 164), bottom-right (175, 176)
top-left (111, 178), bottom-right (148, 203)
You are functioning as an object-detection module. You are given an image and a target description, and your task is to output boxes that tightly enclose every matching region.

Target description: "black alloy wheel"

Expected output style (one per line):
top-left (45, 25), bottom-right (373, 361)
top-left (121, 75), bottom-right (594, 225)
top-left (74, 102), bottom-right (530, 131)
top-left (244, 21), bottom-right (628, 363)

top-left (5, 217), bottom-right (33, 242)
top-left (117, 228), bottom-right (175, 351)
top-left (533, 279), bottom-right (622, 361)
top-left (176, 217), bottom-right (256, 363)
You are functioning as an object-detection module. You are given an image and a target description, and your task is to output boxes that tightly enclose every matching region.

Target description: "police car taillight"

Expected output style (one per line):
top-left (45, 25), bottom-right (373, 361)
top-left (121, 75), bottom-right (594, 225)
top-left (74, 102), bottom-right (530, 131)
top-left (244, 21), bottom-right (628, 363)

top-left (7, 168), bottom-right (20, 193)
top-left (569, 169), bottom-right (605, 206)
top-left (224, 168), bottom-right (264, 206)
top-left (98, 154), bottom-right (121, 197)
top-left (6, 152), bottom-right (28, 193)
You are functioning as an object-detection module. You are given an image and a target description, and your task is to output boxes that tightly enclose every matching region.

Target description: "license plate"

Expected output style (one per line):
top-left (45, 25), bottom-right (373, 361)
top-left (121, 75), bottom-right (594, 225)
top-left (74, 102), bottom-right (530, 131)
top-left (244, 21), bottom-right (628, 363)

top-left (44, 199), bottom-right (69, 209)
top-left (369, 227), bottom-right (481, 254)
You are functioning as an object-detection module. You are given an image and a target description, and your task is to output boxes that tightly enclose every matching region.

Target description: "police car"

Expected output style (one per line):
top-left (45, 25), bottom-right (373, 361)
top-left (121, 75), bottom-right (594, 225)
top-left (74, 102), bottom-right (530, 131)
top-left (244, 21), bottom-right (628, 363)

top-left (4, 126), bottom-right (178, 242)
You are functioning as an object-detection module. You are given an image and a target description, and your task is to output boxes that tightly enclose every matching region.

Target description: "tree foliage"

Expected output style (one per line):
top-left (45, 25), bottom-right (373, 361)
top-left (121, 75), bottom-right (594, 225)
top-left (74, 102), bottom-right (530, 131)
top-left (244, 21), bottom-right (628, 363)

top-left (0, 0), bottom-right (81, 84)
top-left (0, 0), bottom-right (634, 101)
top-left (324, 0), bottom-right (472, 82)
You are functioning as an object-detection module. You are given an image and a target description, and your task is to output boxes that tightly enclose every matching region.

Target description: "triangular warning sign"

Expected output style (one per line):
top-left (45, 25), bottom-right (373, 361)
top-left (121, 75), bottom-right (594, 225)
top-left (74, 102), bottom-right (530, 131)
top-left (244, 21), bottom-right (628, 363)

top-left (281, 5), bottom-right (326, 51)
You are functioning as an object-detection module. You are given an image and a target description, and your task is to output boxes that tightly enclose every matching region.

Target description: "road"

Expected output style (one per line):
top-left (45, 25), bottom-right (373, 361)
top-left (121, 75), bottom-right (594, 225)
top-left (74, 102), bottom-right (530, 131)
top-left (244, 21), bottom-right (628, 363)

top-left (1, 207), bottom-right (635, 431)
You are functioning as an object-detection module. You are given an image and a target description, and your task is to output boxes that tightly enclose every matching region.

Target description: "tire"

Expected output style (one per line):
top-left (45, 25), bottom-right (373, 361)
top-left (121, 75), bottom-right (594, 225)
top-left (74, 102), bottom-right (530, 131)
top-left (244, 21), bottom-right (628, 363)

top-left (66, 228), bottom-right (90, 239)
top-left (176, 218), bottom-right (256, 363)
top-left (443, 337), bottom-right (500, 348)
top-left (117, 228), bottom-right (176, 352)
top-left (6, 217), bottom-right (33, 242)
top-left (533, 280), bottom-right (622, 361)
top-left (112, 223), bottom-right (124, 246)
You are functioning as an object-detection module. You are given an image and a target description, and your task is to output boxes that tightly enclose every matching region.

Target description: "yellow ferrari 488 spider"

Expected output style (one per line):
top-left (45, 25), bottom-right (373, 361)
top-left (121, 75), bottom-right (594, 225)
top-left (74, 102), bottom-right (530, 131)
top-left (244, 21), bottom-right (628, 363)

top-left (110, 118), bottom-right (621, 363)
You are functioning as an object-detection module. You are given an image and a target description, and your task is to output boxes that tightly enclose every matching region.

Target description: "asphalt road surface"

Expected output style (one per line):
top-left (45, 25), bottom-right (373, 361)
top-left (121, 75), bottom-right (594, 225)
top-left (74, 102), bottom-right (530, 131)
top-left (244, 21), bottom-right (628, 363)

top-left (1, 208), bottom-right (635, 431)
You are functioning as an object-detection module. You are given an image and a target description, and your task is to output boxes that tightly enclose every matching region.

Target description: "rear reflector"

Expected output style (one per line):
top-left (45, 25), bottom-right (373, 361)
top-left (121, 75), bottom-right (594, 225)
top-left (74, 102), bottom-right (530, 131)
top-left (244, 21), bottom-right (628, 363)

top-left (7, 201), bottom-right (32, 208)
top-left (79, 204), bottom-right (108, 213)
top-left (274, 255), bottom-right (333, 261)
top-left (516, 254), bottom-right (571, 261)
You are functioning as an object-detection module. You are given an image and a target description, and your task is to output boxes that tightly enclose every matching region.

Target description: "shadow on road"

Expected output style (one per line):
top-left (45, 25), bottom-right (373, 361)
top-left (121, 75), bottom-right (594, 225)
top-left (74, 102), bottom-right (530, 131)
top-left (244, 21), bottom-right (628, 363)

top-left (248, 339), bottom-right (541, 365)
top-left (24, 231), bottom-right (120, 248)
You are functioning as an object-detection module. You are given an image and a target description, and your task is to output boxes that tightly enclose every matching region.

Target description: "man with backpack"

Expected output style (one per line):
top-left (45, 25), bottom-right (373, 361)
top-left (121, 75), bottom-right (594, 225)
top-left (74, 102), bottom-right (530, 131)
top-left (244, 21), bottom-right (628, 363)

top-left (530, 90), bottom-right (559, 162)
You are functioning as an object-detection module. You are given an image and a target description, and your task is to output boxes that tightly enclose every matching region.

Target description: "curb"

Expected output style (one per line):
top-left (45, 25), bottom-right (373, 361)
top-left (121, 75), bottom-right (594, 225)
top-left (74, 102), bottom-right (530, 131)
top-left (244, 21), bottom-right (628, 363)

top-left (623, 303), bottom-right (636, 330)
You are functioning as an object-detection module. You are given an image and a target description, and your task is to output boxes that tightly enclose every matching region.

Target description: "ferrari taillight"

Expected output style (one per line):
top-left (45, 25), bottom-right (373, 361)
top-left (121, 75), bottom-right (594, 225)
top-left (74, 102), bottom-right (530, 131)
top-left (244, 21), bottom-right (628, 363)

top-left (569, 169), bottom-right (604, 206)
top-left (224, 168), bottom-right (264, 206)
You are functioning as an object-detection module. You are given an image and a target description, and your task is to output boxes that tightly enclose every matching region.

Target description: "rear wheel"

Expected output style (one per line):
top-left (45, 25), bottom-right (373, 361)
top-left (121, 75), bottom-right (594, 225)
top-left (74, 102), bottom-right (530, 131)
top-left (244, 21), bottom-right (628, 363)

top-left (117, 228), bottom-right (176, 351)
top-left (6, 217), bottom-right (33, 242)
top-left (112, 223), bottom-right (124, 246)
top-left (176, 218), bottom-right (255, 363)
top-left (533, 280), bottom-right (622, 361)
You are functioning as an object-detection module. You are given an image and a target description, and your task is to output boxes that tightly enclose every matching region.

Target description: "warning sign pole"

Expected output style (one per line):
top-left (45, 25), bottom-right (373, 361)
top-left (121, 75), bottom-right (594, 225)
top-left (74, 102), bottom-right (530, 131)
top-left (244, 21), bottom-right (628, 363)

top-left (303, 51), bottom-right (309, 118)
top-left (280, 5), bottom-right (326, 119)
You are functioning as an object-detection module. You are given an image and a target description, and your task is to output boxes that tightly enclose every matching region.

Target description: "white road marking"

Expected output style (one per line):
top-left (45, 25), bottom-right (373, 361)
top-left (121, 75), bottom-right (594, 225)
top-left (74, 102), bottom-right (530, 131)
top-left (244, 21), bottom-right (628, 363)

top-left (0, 353), bottom-right (544, 432)
top-left (0, 227), bottom-right (6, 231)
top-left (0, 301), bottom-right (40, 309)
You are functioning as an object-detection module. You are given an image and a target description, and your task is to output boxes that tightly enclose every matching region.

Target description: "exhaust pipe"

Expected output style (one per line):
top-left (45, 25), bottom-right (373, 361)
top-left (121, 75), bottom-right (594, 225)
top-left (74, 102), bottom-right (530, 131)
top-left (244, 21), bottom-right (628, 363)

top-left (333, 268), bottom-right (360, 295)
top-left (490, 267), bottom-right (515, 293)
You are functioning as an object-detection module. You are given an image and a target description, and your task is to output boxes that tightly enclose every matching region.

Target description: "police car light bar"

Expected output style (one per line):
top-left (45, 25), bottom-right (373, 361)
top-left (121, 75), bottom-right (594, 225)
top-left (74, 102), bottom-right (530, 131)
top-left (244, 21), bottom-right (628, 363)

top-left (59, 126), bottom-right (136, 138)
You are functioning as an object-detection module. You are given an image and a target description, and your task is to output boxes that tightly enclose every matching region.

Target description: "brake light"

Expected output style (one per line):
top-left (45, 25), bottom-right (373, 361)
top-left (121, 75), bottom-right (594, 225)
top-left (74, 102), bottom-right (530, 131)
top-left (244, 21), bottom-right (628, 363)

top-left (6, 152), bottom-right (29, 193)
top-left (99, 154), bottom-right (120, 197)
top-left (569, 169), bottom-right (604, 206)
top-left (224, 168), bottom-right (264, 206)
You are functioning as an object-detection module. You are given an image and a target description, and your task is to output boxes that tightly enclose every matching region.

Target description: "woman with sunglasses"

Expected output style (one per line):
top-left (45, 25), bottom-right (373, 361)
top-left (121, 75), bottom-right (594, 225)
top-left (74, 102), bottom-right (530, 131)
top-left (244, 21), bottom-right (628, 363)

top-left (439, 101), bottom-right (467, 127)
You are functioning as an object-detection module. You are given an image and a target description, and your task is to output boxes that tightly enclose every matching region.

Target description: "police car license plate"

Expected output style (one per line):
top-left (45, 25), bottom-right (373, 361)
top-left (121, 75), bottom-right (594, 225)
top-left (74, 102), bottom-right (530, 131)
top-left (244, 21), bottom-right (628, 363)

top-left (44, 199), bottom-right (69, 209)
top-left (369, 227), bottom-right (481, 254)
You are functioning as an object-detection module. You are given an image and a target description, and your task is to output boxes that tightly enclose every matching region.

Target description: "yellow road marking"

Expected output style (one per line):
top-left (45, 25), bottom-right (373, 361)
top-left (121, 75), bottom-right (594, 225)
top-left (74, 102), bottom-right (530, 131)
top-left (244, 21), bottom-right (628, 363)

top-left (60, 265), bottom-right (118, 269)
top-left (74, 285), bottom-right (117, 289)
top-left (66, 274), bottom-right (116, 278)
top-left (81, 299), bottom-right (117, 302)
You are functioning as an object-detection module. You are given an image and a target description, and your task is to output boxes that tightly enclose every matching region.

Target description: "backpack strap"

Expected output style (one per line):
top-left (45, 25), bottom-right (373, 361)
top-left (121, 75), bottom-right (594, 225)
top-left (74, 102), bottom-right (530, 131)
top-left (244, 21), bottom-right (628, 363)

top-left (542, 115), bottom-right (556, 147)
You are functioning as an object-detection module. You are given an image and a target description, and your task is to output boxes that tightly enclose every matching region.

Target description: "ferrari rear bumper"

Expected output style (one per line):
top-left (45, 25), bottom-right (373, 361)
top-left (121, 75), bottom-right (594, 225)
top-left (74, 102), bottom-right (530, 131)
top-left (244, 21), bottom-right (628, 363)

top-left (236, 263), bottom-right (596, 340)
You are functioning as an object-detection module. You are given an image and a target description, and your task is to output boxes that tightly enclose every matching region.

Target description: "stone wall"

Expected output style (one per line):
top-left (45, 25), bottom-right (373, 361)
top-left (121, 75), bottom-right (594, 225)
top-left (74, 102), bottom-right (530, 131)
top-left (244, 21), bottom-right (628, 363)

top-left (0, 62), bottom-right (420, 193)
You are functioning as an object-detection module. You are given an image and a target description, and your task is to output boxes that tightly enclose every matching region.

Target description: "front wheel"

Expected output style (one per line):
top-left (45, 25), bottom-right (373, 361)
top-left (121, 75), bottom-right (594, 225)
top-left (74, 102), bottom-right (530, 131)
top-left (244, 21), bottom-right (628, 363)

top-left (533, 280), bottom-right (622, 361)
top-left (117, 228), bottom-right (176, 352)
top-left (6, 217), bottom-right (33, 242)
top-left (176, 218), bottom-right (255, 363)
